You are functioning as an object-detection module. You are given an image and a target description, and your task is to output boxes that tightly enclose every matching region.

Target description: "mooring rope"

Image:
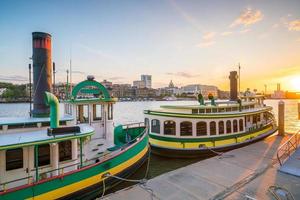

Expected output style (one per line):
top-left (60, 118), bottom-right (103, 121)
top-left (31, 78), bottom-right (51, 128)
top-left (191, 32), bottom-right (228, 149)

top-left (268, 185), bottom-right (295, 200)
top-left (205, 146), bottom-right (235, 159)
top-left (99, 144), bottom-right (153, 199)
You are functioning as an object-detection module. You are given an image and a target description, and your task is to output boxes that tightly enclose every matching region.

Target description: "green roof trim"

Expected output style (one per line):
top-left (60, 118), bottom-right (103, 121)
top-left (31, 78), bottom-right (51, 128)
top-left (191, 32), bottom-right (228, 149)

top-left (71, 79), bottom-right (111, 101)
top-left (144, 106), bottom-right (272, 119)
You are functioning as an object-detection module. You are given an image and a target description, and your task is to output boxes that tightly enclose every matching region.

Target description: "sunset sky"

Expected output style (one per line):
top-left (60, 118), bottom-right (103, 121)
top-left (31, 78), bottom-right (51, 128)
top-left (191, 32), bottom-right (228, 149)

top-left (0, 0), bottom-right (300, 92)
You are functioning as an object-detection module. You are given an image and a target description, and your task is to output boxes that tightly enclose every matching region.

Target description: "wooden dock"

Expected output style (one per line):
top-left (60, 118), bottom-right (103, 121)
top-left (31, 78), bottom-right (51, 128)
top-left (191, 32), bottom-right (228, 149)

top-left (102, 132), bottom-right (300, 200)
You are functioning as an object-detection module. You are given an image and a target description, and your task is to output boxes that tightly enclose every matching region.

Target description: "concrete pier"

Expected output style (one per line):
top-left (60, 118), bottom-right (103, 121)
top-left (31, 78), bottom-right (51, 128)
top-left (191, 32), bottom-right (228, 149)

top-left (102, 133), bottom-right (300, 200)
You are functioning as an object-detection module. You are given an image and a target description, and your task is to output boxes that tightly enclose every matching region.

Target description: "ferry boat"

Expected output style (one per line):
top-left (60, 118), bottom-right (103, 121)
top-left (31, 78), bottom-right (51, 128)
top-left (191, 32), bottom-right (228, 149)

top-left (0, 32), bottom-right (149, 200)
top-left (144, 71), bottom-right (277, 158)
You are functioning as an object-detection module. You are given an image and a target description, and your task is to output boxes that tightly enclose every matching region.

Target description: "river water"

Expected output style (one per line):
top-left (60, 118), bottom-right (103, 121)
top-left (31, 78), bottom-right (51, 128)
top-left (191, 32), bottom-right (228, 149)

top-left (0, 99), bottom-right (299, 195)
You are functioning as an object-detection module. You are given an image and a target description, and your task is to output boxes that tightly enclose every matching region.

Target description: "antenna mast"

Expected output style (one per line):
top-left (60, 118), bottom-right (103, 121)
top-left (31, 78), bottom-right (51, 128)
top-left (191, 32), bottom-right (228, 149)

top-left (238, 63), bottom-right (241, 97)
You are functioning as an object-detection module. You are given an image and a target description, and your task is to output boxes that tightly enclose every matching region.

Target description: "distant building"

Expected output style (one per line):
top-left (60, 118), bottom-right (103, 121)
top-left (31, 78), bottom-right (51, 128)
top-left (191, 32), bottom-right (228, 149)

top-left (101, 79), bottom-right (113, 89)
top-left (111, 84), bottom-right (132, 97)
top-left (141, 75), bottom-right (152, 88)
top-left (133, 80), bottom-right (146, 88)
top-left (156, 80), bottom-right (179, 96)
top-left (179, 84), bottom-right (218, 98)
top-left (271, 83), bottom-right (285, 99)
top-left (217, 90), bottom-right (230, 99)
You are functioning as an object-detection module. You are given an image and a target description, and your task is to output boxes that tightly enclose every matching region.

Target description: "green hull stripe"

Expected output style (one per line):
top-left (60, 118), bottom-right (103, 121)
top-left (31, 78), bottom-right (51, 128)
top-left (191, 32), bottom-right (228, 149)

top-left (1, 134), bottom-right (148, 200)
top-left (149, 124), bottom-right (273, 142)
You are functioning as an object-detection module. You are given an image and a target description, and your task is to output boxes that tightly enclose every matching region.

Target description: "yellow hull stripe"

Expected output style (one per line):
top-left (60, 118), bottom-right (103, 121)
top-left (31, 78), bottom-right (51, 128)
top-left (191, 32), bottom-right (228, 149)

top-left (150, 126), bottom-right (272, 149)
top-left (26, 145), bottom-right (148, 200)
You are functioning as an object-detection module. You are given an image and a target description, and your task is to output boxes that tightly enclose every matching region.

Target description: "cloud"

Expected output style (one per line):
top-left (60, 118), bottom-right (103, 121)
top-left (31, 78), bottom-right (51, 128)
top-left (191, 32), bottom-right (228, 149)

top-left (168, 0), bottom-right (203, 32)
top-left (166, 72), bottom-right (200, 78)
top-left (287, 20), bottom-right (300, 31)
top-left (0, 75), bottom-right (28, 82)
top-left (202, 32), bottom-right (216, 40)
top-left (221, 31), bottom-right (233, 36)
top-left (230, 8), bottom-right (263, 28)
top-left (197, 41), bottom-right (216, 48)
top-left (109, 76), bottom-right (125, 80)
top-left (239, 29), bottom-right (251, 34)
top-left (197, 31), bottom-right (216, 48)
top-left (72, 70), bottom-right (85, 74)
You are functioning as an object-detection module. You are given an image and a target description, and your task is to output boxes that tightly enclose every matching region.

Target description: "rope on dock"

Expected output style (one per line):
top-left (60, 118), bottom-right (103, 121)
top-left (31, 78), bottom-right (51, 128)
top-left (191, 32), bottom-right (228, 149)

top-left (205, 147), bottom-right (235, 159)
top-left (100, 179), bottom-right (106, 198)
top-left (99, 145), bottom-right (154, 199)
top-left (268, 185), bottom-right (295, 200)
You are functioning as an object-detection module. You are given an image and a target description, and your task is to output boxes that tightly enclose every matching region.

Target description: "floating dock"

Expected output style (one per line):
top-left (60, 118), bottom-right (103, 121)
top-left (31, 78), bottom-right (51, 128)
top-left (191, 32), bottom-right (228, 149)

top-left (102, 132), bottom-right (300, 200)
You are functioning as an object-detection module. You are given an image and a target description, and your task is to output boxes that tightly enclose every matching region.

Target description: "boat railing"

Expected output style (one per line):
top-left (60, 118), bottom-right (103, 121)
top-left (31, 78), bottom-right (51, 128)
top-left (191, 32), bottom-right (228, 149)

top-left (0, 122), bottom-right (148, 193)
top-left (276, 131), bottom-right (300, 166)
top-left (0, 175), bottom-right (34, 192)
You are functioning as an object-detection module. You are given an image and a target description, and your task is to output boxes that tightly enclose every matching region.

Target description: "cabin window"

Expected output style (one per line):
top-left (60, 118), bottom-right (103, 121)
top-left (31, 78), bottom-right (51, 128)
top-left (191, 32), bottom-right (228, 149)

top-left (206, 109), bottom-right (211, 113)
top-left (212, 108), bottom-right (218, 113)
top-left (93, 104), bottom-right (102, 120)
top-left (6, 148), bottom-right (23, 171)
top-left (239, 119), bottom-right (244, 131)
top-left (233, 120), bottom-right (238, 133)
top-left (199, 109), bottom-right (205, 113)
top-left (77, 105), bottom-right (89, 123)
top-left (144, 118), bottom-right (149, 127)
top-left (180, 121), bottom-right (192, 136)
top-left (196, 122), bottom-right (207, 136)
top-left (232, 107), bottom-right (238, 111)
top-left (210, 121), bottom-right (216, 135)
top-left (226, 107), bottom-right (231, 112)
top-left (192, 109), bottom-right (198, 114)
top-left (257, 114), bottom-right (261, 122)
top-left (218, 121), bottom-right (224, 134)
top-left (59, 141), bottom-right (72, 162)
top-left (226, 120), bottom-right (232, 134)
top-left (218, 108), bottom-right (225, 112)
top-left (164, 121), bottom-right (176, 135)
top-left (37, 144), bottom-right (50, 166)
top-left (151, 119), bottom-right (160, 134)
top-left (253, 115), bottom-right (257, 124)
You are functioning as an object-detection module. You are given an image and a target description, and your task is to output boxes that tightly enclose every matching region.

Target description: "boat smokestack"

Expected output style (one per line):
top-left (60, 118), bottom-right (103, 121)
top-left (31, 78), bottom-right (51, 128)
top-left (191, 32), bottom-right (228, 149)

top-left (32, 32), bottom-right (52, 117)
top-left (229, 71), bottom-right (238, 101)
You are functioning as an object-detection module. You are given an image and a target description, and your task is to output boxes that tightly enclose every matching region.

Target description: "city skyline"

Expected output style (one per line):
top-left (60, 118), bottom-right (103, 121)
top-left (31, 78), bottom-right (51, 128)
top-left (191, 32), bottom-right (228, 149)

top-left (0, 0), bottom-right (300, 91)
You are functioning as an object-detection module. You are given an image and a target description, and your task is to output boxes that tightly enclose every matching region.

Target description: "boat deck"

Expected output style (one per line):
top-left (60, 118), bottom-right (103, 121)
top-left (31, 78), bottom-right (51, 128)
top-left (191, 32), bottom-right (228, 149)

top-left (102, 132), bottom-right (300, 200)
top-left (0, 124), bottom-right (94, 150)
top-left (0, 115), bottom-right (74, 126)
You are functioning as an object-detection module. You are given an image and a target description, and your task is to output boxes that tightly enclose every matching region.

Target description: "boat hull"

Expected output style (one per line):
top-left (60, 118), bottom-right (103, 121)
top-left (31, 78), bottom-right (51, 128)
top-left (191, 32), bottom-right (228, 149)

top-left (0, 133), bottom-right (149, 200)
top-left (150, 124), bottom-right (277, 158)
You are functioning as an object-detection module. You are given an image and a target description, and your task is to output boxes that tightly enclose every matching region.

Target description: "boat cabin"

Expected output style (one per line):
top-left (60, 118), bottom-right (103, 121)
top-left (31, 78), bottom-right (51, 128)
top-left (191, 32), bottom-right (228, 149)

top-left (145, 96), bottom-right (275, 137)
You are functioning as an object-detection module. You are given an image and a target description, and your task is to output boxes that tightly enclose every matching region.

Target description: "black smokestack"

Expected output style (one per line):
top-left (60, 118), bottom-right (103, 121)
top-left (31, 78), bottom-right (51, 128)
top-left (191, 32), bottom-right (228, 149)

top-left (32, 32), bottom-right (52, 117)
top-left (229, 71), bottom-right (238, 101)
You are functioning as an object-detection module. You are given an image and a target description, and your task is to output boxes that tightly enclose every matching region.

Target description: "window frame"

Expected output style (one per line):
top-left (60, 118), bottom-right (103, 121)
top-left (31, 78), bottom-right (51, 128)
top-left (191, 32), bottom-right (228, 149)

top-left (180, 121), bottom-right (193, 136)
top-left (6, 148), bottom-right (24, 171)
top-left (151, 119), bottom-right (160, 134)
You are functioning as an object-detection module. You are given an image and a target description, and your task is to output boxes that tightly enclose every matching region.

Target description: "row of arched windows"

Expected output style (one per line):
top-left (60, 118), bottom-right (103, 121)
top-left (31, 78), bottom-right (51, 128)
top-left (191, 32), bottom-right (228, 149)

top-left (147, 118), bottom-right (244, 136)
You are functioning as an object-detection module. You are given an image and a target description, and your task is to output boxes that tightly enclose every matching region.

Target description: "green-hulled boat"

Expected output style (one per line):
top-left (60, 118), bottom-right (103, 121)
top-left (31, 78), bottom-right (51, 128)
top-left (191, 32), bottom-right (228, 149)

top-left (144, 71), bottom-right (277, 158)
top-left (0, 78), bottom-right (149, 200)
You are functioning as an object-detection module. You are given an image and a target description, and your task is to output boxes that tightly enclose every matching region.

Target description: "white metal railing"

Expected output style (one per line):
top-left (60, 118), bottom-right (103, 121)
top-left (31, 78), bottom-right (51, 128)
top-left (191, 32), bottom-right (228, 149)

top-left (277, 131), bottom-right (300, 166)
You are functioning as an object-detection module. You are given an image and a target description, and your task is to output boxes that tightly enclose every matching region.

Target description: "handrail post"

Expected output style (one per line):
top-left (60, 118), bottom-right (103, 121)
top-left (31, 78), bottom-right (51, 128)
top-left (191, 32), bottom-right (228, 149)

top-left (34, 145), bottom-right (39, 182)
top-left (80, 137), bottom-right (83, 168)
